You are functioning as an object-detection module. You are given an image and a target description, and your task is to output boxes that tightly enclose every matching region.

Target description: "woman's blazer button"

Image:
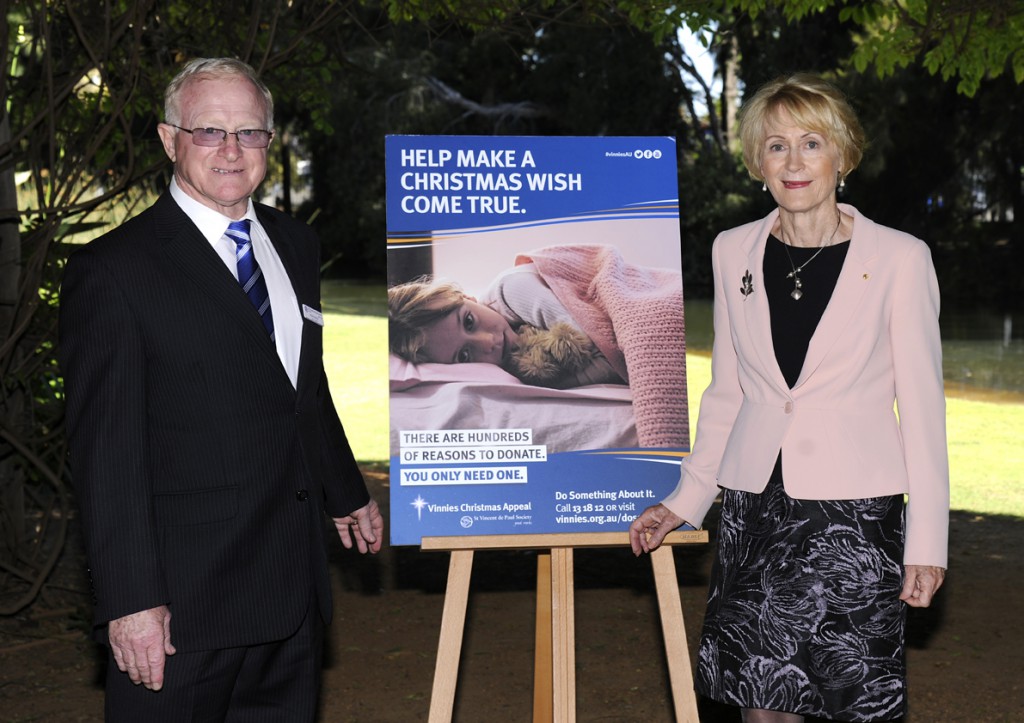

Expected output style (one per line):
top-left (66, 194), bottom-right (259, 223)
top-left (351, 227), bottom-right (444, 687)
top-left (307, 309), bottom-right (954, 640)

top-left (784, 401), bottom-right (794, 414)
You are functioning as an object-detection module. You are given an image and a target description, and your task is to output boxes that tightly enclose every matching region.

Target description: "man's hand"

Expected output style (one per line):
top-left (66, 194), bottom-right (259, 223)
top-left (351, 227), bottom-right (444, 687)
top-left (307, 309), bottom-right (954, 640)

top-left (333, 498), bottom-right (384, 554)
top-left (901, 565), bottom-right (946, 608)
top-left (108, 605), bottom-right (176, 690)
top-left (628, 503), bottom-right (684, 556)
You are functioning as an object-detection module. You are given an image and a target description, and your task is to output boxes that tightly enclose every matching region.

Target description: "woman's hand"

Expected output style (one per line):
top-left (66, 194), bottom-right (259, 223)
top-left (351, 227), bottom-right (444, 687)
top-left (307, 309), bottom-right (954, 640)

top-left (901, 565), bottom-right (946, 607)
top-left (629, 504), bottom-right (684, 556)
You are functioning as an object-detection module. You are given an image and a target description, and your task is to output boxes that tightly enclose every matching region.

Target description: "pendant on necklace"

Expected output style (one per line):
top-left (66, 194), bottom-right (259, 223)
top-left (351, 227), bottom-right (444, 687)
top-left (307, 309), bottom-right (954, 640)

top-left (781, 212), bottom-right (841, 302)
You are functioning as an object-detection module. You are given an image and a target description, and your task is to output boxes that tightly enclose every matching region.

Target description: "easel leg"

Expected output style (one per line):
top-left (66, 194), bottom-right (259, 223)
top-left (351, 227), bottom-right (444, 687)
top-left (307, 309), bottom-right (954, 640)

top-left (428, 549), bottom-right (474, 723)
top-left (533, 552), bottom-right (553, 722)
top-left (550, 547), bottom-right (576, 722)
top-left (651, 545), bottom-right (699, 723)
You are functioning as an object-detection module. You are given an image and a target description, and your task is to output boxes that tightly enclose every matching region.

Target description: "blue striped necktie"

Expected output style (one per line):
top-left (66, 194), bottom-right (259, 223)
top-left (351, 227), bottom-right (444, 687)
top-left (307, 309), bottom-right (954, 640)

top-left (225, 220), bottom-right (275, 340)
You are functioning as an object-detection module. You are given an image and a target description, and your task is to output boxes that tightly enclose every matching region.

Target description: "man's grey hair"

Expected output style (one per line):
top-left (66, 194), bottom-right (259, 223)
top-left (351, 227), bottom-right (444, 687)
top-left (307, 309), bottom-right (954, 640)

top-left (164, 58), bottom-right (274, 129)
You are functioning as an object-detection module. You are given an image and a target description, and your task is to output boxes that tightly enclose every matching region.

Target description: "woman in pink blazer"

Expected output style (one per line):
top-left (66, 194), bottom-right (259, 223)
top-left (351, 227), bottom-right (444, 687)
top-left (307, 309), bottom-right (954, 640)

top-left (630, 74), bottom-right (948, 723)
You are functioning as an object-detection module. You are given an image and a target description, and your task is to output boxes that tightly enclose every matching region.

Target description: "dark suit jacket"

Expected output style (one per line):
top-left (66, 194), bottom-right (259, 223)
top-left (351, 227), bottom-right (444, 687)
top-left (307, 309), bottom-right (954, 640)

top-left (59, 193), bottom-right (369, 651)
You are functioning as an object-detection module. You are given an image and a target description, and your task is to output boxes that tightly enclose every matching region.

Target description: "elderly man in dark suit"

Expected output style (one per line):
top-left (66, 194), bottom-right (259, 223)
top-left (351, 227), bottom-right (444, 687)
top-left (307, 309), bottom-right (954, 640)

top-left (59, 57), bottom-right (383, 721)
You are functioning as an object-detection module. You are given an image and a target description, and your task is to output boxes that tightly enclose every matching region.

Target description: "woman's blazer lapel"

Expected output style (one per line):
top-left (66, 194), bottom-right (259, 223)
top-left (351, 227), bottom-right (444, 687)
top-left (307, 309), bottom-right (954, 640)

top-left (794, 204), bottom-right (877, 390)
top-left (739, 209), bottom-right (790, 393)
top-left (736, 203), bottom-right (880, 394)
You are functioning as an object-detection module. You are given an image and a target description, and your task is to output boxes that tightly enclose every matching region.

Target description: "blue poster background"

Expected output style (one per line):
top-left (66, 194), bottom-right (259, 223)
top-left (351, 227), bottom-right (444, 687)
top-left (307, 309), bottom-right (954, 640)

top-left (387, 135), bottom-right (679, 232)
top-left (386, 135), bottom-right (689, 545)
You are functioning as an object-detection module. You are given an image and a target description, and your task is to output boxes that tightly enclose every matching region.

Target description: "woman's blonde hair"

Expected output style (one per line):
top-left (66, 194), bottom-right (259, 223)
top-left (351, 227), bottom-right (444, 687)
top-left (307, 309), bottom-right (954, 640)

top-left (738, 73), bottom-right (866, 184)
top-left (388, 277), bottom-right (467, 363)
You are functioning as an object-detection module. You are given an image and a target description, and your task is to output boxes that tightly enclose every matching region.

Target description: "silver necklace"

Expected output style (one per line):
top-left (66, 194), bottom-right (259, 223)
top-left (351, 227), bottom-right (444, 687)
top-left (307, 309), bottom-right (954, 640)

top-left (781, 213), bottom-right (842, 300)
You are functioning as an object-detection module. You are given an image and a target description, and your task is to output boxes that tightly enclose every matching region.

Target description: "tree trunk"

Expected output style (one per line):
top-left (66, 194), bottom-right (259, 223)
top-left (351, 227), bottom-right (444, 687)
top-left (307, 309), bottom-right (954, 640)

top-left (0, 107), bottom-right (27, 589)
top-left (721, 34), bottom-right (740, 153)
top-left (280, 129), bottom-right (292, 215)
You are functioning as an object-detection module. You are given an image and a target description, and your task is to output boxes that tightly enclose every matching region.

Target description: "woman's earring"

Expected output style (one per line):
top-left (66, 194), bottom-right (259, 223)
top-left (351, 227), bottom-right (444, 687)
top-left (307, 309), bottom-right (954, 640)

top-left (762, 181), bottom-right (767, 192)
top-left (839, 176), bottom-right (846, 190)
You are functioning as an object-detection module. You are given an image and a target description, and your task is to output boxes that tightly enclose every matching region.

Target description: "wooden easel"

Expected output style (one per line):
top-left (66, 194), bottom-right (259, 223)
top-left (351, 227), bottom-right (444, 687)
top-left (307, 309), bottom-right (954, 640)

top-left (421, 530), bottom-right (708, 722)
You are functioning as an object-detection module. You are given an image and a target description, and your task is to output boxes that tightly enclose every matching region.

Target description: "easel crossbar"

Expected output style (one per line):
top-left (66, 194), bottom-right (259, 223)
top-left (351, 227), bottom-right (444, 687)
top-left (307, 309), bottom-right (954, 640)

top-left (421, 529), bottom-right (707, 551)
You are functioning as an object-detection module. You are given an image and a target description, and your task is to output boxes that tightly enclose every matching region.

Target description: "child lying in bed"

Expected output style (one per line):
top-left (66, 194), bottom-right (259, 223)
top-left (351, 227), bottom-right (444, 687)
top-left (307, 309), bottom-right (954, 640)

top-left (388, 262), bottom-right (624, 388)
top-left (390, 243), bottom-right (687, 447)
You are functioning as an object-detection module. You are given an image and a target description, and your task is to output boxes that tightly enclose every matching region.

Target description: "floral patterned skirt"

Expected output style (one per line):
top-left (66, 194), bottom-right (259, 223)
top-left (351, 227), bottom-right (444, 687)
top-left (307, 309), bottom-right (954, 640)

top-left (695, 473), bottom-right (907, 722)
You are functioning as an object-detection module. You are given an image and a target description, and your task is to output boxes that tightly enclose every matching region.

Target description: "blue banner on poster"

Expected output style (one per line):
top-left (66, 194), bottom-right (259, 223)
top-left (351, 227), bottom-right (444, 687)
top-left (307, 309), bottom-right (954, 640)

top-left (386, 135), bottom-right (690, 546)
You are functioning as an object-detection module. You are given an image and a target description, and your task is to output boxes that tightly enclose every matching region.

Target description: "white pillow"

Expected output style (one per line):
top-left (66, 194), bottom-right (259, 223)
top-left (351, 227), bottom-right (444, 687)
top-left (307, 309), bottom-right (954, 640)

top-left (389, 355), bottom-right (522, 391)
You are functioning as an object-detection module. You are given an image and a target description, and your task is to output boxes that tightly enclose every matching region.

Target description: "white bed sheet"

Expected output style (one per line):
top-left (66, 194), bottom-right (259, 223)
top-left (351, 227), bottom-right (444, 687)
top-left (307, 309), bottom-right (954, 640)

top-left (390, 380), bottom-right (637, 454)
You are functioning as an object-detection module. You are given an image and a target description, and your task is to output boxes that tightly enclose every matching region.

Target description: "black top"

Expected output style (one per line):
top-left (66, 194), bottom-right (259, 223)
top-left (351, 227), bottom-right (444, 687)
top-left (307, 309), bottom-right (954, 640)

top-left (764, 234), bottom-right (850, 388)
top-left (763, 233), bottom-right (850, 488)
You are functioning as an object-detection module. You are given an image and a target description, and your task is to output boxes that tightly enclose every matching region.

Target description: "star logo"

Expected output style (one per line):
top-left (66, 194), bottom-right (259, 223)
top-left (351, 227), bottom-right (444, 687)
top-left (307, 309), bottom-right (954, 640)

top-left (411, 495), bottom-right (428, 521)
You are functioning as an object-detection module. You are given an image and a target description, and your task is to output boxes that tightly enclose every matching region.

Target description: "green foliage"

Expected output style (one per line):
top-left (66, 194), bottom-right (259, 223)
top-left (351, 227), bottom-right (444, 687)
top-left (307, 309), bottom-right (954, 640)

top-left (722, 0), bottom-right (1024, 95)
top-left (677, 143), bottom-right (765, 297)
top-left (381, 0), bottom-right (560, 26)
top-left (732, 4), bottom-right (857, 90)
top-left (849, 0), bottom-right (1024, 96)
top-left (0, 0), bottom-right (377, 614)
top-left (736, 0), bottom-right (1024, 97)
top-left (2, 0), bottom-right (1022, 614)
top-left (589, 0), bottom-right (1024, 97)
top-left (838, 64), bottom-right (1023, 308)
top-left (303, 2), bottom-right (695, 279)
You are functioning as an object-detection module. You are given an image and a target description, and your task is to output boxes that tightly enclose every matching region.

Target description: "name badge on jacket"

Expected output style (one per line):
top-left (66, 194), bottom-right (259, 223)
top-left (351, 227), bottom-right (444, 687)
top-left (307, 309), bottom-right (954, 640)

top-left (302, 304), bottom-right (324, 326)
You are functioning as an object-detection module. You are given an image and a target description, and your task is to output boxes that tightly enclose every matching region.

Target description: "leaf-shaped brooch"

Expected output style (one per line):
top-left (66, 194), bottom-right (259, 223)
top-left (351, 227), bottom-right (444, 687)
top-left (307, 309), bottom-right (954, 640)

top-left (740, 270), bottom-right (754, 298)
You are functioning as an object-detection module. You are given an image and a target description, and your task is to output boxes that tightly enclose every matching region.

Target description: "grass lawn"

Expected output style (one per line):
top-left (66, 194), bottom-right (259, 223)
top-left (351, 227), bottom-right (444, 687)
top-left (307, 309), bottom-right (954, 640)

top-left (322, 283), bottom-right (1024, 518)
top-left (320, 281), bottom-right (389, 469)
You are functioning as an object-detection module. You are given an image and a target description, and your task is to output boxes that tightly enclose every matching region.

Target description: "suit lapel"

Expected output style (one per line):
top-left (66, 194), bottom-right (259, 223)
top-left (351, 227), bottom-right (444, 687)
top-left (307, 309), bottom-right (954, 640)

top-left (256, 206), bottom-right (318, 395)
top-left (793, 204), bottom-right (878, 389)
top-left (741, 209), bottom-right (790, 392)
top-left (256, 207), bottom-right (308, 301)
top-left (153, 195), bottom-right (282, 366)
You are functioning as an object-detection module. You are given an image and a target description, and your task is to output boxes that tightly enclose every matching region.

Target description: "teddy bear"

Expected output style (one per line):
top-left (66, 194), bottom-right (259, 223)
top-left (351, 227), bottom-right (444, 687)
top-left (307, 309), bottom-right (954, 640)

top-left (503, 322), bottom-right (601, 388)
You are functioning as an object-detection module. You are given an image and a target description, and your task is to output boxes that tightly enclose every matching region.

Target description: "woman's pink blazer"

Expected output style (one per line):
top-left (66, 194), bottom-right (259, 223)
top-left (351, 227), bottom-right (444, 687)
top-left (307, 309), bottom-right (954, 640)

top-left (662, 204), bottom-right (950, 568)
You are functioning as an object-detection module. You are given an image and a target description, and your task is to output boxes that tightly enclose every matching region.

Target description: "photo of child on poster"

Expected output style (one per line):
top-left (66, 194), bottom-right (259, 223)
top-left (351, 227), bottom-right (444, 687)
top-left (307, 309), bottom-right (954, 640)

top-left (388, 241), bottom-right (687, 451)
top-left (385, 135), bottom-right (689, 544)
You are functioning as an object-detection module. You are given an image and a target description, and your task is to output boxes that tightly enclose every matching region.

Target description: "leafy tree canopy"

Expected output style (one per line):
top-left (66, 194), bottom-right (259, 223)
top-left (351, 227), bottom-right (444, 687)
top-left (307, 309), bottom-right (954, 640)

top-left (384, 0), bottom-right (1024, 96)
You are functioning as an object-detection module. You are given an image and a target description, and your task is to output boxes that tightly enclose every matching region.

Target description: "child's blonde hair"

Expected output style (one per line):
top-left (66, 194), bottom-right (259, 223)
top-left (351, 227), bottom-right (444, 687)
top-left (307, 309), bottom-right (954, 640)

top-left (388, 277), bottom-right (467, 363)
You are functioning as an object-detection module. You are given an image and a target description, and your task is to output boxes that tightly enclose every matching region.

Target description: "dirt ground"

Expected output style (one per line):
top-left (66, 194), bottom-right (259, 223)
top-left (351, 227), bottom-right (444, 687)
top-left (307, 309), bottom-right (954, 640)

top-left (2, 468), bottom-right (1022, 722)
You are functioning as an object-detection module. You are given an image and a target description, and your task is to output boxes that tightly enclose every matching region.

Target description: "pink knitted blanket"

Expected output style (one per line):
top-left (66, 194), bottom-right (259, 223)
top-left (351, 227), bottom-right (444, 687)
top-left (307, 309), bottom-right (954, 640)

top-left (515, 245), bottom-right (688, 447)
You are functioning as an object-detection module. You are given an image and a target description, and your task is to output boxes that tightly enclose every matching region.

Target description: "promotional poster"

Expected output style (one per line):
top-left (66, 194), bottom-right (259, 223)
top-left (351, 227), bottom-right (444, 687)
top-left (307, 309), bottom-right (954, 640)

top-left (386, 135), bottom-right (689, 545)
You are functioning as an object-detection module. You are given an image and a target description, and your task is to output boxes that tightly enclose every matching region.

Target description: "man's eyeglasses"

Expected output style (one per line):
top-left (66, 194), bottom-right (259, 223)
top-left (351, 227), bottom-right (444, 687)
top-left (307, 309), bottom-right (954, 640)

top-left (170, 125), bottom-right (274, 149)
